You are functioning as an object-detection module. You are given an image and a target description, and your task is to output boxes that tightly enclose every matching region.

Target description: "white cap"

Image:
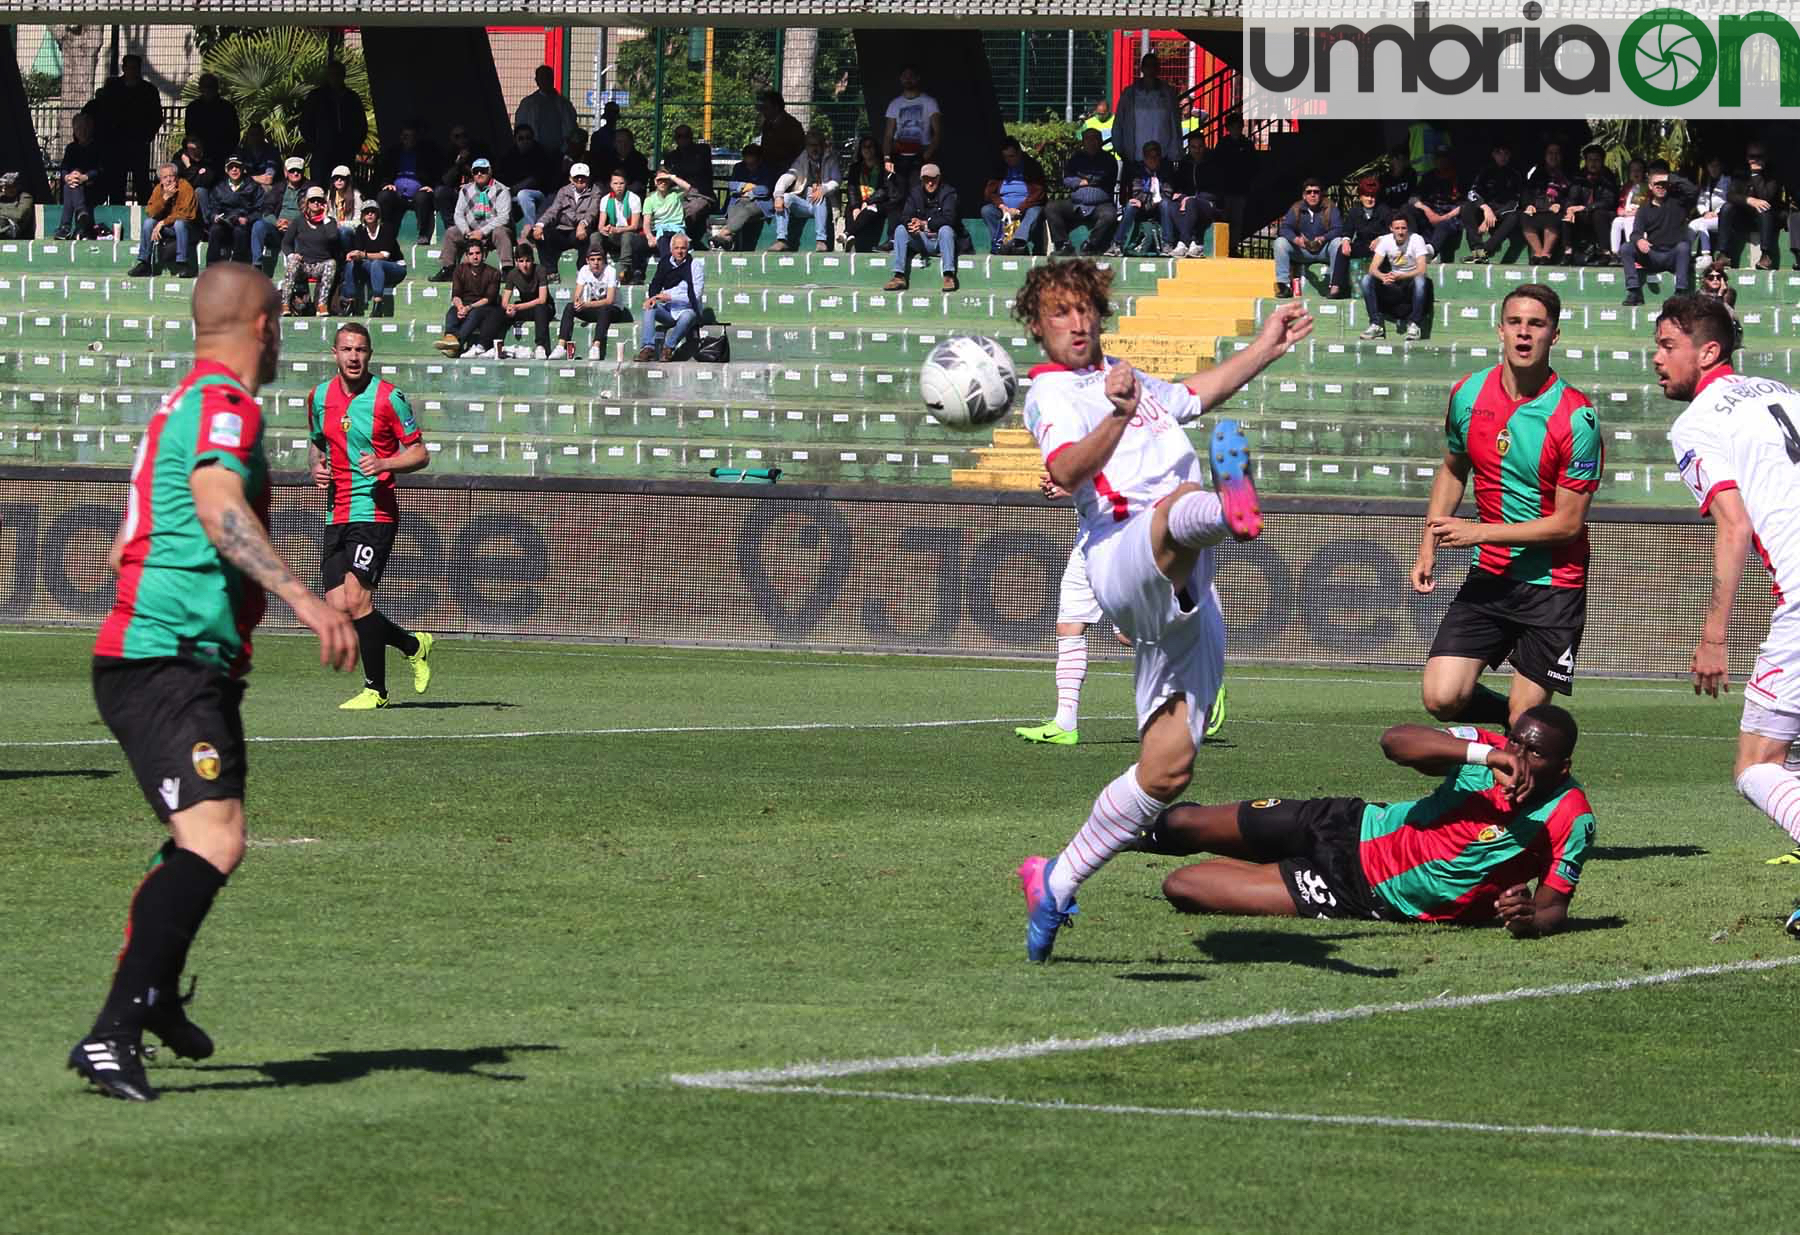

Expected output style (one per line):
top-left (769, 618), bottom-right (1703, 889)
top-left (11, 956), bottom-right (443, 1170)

top-left (330, 164), bottom-right (351, 178)
top-left (570, 162), bottom-right (591, 178)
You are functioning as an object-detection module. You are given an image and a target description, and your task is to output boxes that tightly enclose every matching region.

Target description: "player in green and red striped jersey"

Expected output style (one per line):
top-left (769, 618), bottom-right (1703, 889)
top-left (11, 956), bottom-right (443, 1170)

top-left (307, 322), bottom-right (433, 710)
top-left (77, 264), bottom-right (357, 1102)
top-left (1142, 708), bottom-right (1592, 937)
top-left (1412, 284), bottom-right (1603, 728)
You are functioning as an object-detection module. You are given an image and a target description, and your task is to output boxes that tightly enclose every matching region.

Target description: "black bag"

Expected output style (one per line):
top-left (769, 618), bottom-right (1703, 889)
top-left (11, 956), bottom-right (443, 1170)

top-left (694, 332), bottom-right (730, 363)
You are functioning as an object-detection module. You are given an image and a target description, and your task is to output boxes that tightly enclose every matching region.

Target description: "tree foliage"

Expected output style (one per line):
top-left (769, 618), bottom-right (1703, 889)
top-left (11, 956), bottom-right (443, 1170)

top-left (187, 28), bottom-right (377, 158)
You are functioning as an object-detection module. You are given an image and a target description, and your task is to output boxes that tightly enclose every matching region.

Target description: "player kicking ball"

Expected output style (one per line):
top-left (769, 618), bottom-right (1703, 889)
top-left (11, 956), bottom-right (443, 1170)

top-left (1014, 259), bottom-right (1312, 961)
top-left (308, 323), bottom-right (435, 709)
top-left (1143, 711), bottom-right (1592, 936)
top-left (1660, 293), bottom-right (1800, 937)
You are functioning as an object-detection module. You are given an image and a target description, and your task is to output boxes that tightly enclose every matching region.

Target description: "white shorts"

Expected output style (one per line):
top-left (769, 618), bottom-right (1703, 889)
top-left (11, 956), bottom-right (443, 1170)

top-left (1741, 614), bottom-right (1800, 738)
top-left (1057, 542), bottom-right (1103, 625)
top-left (1085, 508), bottom-right (1224, 750)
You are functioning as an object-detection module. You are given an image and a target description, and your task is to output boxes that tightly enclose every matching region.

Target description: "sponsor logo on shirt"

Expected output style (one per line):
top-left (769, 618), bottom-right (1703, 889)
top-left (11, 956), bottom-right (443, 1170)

top-left (192, 741), bottom-right (221, 780)
top-left (1477, 824), bottom-right (1502, 843)
top-left (208, 411), bottom-right (243, 449)
top-left (1555, 858), bottom-right (1581, 885)
top-left (1567, 456), bottom-right (1599, 478)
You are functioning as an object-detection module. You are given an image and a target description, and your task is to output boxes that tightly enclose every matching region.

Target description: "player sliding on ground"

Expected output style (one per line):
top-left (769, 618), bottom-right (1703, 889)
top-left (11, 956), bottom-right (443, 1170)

top-left (1142, 710), bottom-right (1592, 937)
top-left (1014, 259), bottom-right (1312, 961)
top-left (308, 322), bottom-right (435, 710)
top-left (1661, 293), bottom-right (1800, 933)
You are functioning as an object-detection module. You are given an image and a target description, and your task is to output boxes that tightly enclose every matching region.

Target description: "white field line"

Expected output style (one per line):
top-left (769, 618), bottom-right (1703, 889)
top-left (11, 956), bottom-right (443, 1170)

top-left (705, 1082), bottom-right (1800, 1149)
top-left (669, 955), bottom-right (1800, 1089)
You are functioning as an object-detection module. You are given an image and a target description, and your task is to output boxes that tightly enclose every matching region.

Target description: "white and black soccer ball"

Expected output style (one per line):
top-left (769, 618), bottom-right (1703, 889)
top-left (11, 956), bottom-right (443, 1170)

top-left (920, 335), bottom-right (1017, 431)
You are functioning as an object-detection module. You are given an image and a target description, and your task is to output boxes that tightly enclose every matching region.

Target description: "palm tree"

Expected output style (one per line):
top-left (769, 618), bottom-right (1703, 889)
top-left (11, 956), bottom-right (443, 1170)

top-left (184, 29), bottom-right (377, 161)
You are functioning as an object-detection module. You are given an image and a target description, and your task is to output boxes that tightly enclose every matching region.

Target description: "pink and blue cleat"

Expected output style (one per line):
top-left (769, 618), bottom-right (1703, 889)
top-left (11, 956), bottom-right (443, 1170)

top-left (1209, 418), bottom-right (1262, 541)
top-left (1018, 855), bottom-right (1077, 963)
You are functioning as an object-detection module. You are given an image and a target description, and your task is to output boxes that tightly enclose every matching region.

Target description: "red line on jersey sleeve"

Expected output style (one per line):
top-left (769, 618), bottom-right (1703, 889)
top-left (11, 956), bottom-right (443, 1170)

top-left (1698, 478), bottom-right (1738, 517)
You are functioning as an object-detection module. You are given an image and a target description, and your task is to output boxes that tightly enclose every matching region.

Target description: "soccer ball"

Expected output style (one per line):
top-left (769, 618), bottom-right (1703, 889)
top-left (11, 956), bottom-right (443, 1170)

top-left (920, 336), bottom-right (1017, 431)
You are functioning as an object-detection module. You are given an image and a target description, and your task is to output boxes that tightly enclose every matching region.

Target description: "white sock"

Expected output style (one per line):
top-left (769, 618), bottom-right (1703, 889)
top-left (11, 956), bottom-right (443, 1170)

top-left (1053, 635), bottom-right (1087, 731)
top-left (1168, 489), bottom-right (1227, 549)
top-left (1736, 762), bottom-right (1800, 844)
top-left (1047, 764), bottom-right (1168, 910)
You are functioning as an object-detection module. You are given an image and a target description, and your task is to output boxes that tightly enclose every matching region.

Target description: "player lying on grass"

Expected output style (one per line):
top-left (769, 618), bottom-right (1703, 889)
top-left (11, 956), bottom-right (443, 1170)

top-left (1138, 707), bottom-right (1592, 938)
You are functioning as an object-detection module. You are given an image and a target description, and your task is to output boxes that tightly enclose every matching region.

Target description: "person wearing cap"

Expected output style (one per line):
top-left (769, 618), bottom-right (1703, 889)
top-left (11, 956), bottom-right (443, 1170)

top-left (558, 243), bottom-right (632, 360)
top-left (375, 123), bottom-right (443, 246)
top-left (205, 155), bottom-right (265, 263)
top-left (1722, 142), bottom-right (1784, 270)
top-left (529, 161), bottom-right (604, 283)
top-left (659, 124), bottom-right (716, 246)
top-left (128, 163), bottom-right (199, 279)
top-left (431, 157), bottom-right (513, 280)
top-left (771, 128), bottom-right (842, 253)
top-left (300, 61), bottom-right (367, 196)
top-left (1329, 174), bottom-right (1391, 298)
top-left (344, 201), bottom-right (405, 314)
top-left (253, 157), bottom-right (314, 269)
top-left (280, 185), bottom-right (343, 315)
top-left (722, 145), bottom-right (776, 252)
top-left (498, 122), bottom-right (559, 230)
top-left (642, 168), bottom-right (692, 264)
top-left (0, 172), bottom-right (34, 241)
top-left (325, 164), bottom-right (363, 227)
top-left (439, 236), bottom-right (502, 358)
top-left (884, 161), bottom-right (963, 293)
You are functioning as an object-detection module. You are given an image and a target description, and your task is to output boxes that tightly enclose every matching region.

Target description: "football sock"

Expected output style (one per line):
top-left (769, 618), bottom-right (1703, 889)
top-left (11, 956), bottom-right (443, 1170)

top-left (353, 614), bottom-right (388, 694)
top-left (94, 848), bottom-right (227, 1036)
top-left (1456, 684), bottom-right (1512, 727)
top-left (376, 610), bottom-right (420, 658)
top-left (1736, 763), bottom-right (1800, 845)
top-left (1167, 490), bottom-right (1228, 549)
top-left (1047, 763), bottom-right (1169, 910)
top-left (1053, 635), bottom-right (1087, 731)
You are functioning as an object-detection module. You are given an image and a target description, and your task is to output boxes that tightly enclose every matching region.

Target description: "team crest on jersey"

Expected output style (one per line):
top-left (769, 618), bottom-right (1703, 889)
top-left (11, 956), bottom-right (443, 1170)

top-left (191, 742), bottom-right (221, 781)
top-left (1251, 798), bottom-right (1283, 809)
top-left (1494, 427), bottom-right (1512, 457)
top-left (341, 414), bottom-right (353, 434)
top-left (1477, 824), bottom-right (1502, 843)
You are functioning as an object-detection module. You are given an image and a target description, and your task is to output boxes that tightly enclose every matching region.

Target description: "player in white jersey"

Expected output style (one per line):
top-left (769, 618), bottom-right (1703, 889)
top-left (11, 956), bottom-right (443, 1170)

top-left (1012, 258), bottom-right (1312, 960)
top-left (1659, 293), bottom-right (1800, 936)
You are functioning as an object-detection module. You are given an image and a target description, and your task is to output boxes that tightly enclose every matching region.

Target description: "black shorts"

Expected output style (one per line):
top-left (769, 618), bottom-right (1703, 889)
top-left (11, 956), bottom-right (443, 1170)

top-left (1428, 572), bottom-right (1586, 695)
top-left (1236, 796), bottom-right (1399, 921)
top-left (93, 656), bottom-right (247, 824)
top-left (322, 521), bottom-right (398, 591)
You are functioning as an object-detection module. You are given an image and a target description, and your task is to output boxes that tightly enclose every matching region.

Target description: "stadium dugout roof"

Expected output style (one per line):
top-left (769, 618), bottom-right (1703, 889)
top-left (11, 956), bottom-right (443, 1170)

top-left (0, 0), bottom-right (1242, 26)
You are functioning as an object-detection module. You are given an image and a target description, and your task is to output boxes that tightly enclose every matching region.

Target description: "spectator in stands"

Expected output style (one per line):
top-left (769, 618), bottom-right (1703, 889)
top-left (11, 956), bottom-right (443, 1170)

top-left (1330, 174), bottom-right (1390, 298)
top-left (529, 162), bottom-right (603, 282)
top-left (1273, 177), bottom-right (1340, 298)
top-left (642, 169), bottom-right (690, 263)
top-left (771, 129), bottom-right (841, 253)
top-left (1459, 140), bottom-right (1524, 263)
top-left (563, 128), bottom-right (588, 183)
top-left (184, 74), bottom-right (239, 177)
top-left (634, 232), bottom-right (706, 362)
top-left (1113, 51), bottom-right (1182, 189)
top-left (437, 124), bottom-right (476, 235)
top-left (233, 121), bottom-right (280, 189)
top-left (756, 91), bottom-right (807, 177)
top-left (515, 65), bottom-right (579, 158)
top-left (204, 156), bottom-right (263, 263)
top-left (1520, 141), bottom-right (1573, 262)
top-left (324, 165), bottom-right (361, 226)
top-left (498, 123), bottom-right (558, 229)
top-left (300, 61), bottom-right (368, 191)
top-left (883, 162), bottom-right (963, 293)
top-left (844, 135), bottom-right (895, 254)
top-left (0, 173), bottom-right (34, 240)
top-left (279, 185), bottom-right (340, 313)
top-left (595, 170), bottom-right (650, 283)
top-left (1608, 158), bottom-right (1649, 258)
top-left (437, 235), bottom-right (502, 358)
top-left (980, 136), bottom-right (1047, 255)
top-left (376, 123), bottom-right (441, 245)
top-left (1562, 144), bottom-right (1619, 265)
top-left (1700, 257), bottom-right (1745, 350)
top-left (1409, 147), bottom-right (1462, 259)
top-left (1720, 142), bottom-right (1782, 270)
top-left (129, 163), bottom-right (199, 279)
top-left (882, 66), bottom-right (942, 220)
top-left (1111, 140), bottom-right (1172, 256)
top-left (1163, 129), bottom-right (1216, 258)
top-left (1208, 111), bottom-right (1256, 248)
top-left (94, 53), bottom-right (162, 204)
top-left (660, 125), bottom-right (716, 246)
top-left (1046, 126), bottom-right (1118, 257)
top-left (1379, 145), bottom-right (1416, 220)
top-left (176, 136), bottom-right (219, 223)
top-left (1621, 161), bottom-right (1698, 305)
top-left (586, 101), bottom-right (621, 182)
top-left (720, 145), bottom-right (775, 252)
top-left (344, 201), bottom-right (405, 315)
top-left (498, 245), bottom-right (555, 358)
top-left (1081, 98), bottom-right (1114, 151)
top-left (1359, 212), bottom-right (1433, 341)
top-left (1691, 153), bottom-right (1729, 257)
top-left (612, 128), bottom-right (652, 196)
top-left (432, 157), bottom-right (512, 279)
top-left (558, 244), bottom-right (632, 360)
top-left (254, 157), bottom-right (311, 270)
top-left (52, 112), bottom-right (106, 240)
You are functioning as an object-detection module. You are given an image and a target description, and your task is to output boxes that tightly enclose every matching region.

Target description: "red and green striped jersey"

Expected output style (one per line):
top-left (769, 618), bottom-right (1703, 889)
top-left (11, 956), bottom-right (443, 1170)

top-left (1444, 365), bottom-right (1603, 589)
top-left (94, 359), bottom-right (269, 677)
top-left (307, 376), bottom-right (421, 524)
top-left (1358, 728), bottom-right (1595, 921)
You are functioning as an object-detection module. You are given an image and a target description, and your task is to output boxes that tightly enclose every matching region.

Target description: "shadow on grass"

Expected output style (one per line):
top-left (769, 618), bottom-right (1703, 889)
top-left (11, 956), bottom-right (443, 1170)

top-left (1589, 845), bottom-right (1707, 861)
top-left (1552, 915), bottom-right (1628, 933)
top-left (161, 1043), bottom-right (561, 1093)
top-left (1193, 929), bottom-right (1401, 978)
top-left (384, 701), bottom-right (518, 711)
top-left (0, 768), bottom-right (117, 781)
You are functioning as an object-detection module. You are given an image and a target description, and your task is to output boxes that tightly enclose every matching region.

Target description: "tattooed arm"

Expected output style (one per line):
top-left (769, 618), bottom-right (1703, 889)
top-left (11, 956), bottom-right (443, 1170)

top-left (190, 463), bottom-right (357, 670)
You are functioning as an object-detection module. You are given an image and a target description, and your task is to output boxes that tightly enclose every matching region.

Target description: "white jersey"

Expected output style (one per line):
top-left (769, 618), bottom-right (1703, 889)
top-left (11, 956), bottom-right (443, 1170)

top-left (1024, 359), bottom-right (1204, 539)
top-left (1670, 367), bottom-right (1800, 620)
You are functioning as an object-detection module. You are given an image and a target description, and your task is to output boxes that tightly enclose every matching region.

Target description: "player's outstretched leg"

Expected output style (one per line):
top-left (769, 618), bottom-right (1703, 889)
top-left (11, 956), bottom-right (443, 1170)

top-left (1016, 631), bottom-right (1086, 745)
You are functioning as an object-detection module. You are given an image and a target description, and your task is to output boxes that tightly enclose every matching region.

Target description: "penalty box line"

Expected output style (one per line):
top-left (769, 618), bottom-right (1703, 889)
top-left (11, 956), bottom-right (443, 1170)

top-left (671, 955), bottom-right (1800, 1090)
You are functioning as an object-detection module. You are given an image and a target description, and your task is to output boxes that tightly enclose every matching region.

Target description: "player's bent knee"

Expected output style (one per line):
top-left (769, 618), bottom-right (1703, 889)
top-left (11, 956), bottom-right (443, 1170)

top-left (1138, 764), bottom-right (1192, 804)
top-left (169, 798), bottom-right (247, 876)
top-left (1162, 867), bottom-right (1207, 913)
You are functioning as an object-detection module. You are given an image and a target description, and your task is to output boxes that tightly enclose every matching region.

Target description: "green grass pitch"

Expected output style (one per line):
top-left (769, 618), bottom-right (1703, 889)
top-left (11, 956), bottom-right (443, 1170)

top-left (2, 628), bottom-right (1796, 1233)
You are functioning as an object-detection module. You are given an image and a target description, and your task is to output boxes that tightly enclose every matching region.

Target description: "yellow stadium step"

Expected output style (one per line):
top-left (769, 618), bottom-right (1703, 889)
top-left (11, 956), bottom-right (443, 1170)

top-left (1116, 314), bottom-right (1254, 338)
top-left (1102, 334), bottom-right (1216, 373)
top-left (950, 467), bottom-right (1041, 490)
top-left (992, 428), bottom-right (1034, 448)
